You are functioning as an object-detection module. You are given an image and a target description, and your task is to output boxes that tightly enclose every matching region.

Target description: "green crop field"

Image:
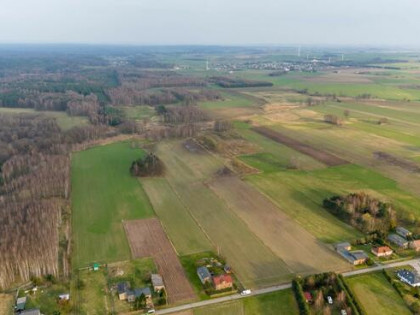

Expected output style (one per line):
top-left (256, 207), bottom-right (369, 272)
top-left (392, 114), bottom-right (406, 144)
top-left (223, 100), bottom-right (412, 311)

top-left (194, 289), bottom-right (299, 315)
top-left (142, 177), bottom-right (212, 255)
top-left (71, 142), bottom-right (154, 267)
top-left (346, 272), bottom-right (411, 315)
top-left (0, 107), bottom-right (89, 130)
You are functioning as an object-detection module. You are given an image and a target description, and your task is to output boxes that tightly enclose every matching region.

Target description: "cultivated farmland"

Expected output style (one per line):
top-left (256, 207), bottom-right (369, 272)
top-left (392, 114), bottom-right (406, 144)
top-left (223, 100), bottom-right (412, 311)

top-left (209, 176), bottom-right (349, 274)
top-left (123, 218), bottom-right (196, 304)
top-left (142, 178), bottom-right (212, 255)
top-left (252, 126), bottom-right (349, 166)
top-left (71, 142), bottom-right (154, 267)
top-left (156, 141), bottom-right (291, 287)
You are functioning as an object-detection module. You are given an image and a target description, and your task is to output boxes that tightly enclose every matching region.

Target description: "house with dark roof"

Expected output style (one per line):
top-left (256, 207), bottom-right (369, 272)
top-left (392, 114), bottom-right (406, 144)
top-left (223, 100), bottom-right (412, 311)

top-left (127, 287), bottom-right (152, 303)
top-left (338, 249), bottom-right (368, 265)
top-left (117, 282), bottom-right (130, 300)
top-left (213, 274), bottom-right (233, 291)
top-left (397, 269), bottom-right (420, 287)
top-left (197, 266), bottom-right (212, 284)
top-left (396, 227), bottom-right (412, 239)
top-left (388, 233), bottom-right (409, 248)
top-left (335, 242), bottom-right (351, 252)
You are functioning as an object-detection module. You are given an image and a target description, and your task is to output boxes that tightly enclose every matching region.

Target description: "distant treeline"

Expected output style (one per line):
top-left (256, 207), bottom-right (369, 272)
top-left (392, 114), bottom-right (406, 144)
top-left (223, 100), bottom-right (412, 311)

top-left (210, 76), bottom-right (273, 88)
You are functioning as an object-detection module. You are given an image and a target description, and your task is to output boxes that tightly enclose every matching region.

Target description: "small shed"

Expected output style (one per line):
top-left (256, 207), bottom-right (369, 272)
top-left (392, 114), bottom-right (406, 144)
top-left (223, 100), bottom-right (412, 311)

top-left (59, 293), bottom-right (70, 301)
top-left (16, 296), bottom-right (27, 311)
top-left (20, 310), bottom-right (41, 315)
top-left (93, 263), bottom-right (100, 271)
top-left (151, 274), bottom-right (165, 292)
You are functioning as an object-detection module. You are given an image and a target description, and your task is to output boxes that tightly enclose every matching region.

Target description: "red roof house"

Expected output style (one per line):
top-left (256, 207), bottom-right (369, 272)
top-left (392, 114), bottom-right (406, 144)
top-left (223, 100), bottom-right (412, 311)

top-left (304, 291), bottom-right (313, 303)
top-left (213, 274), bottom-right (233, 291)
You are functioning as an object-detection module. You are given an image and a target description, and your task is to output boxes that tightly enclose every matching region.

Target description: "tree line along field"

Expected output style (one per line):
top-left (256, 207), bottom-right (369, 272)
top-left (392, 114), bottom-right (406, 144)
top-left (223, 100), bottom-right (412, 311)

top-left (71, 141), bottom-right (155, 267)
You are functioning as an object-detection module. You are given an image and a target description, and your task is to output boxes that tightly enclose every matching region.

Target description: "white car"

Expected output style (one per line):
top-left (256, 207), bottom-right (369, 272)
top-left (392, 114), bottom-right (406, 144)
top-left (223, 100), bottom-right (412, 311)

top-left (327, 296), bottom-right (333, 304)
top-left (241, 289), bottom-right (252, 296)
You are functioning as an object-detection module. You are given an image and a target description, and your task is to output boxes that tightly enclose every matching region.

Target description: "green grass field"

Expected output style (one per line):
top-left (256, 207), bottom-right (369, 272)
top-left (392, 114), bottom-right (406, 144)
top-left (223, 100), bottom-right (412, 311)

top-left (73, 270), bottom-right (109, 315)
top-left (142, 177), bottom-right (212, 255)
top-left (71, 142), bottom-right (155, 267)
top-left (346, 272), bottom-right (411, 315)
top-left (194, 289), bottom-right (299, 315)
top-left (200, 91), bottom-right (255, 109)
top-left (121, 105), bottom-right (156, 120)
top-left (0, 107), bottom-right (89, 130)
top-left (235, 122), bottom-right (325, 171)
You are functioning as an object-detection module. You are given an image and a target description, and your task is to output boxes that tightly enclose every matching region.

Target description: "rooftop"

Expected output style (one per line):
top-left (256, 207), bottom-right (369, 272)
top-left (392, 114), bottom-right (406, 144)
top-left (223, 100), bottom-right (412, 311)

top-left (372, 246), bottom-right (392, 254)
top-left (213, 274), bottom-right (233, 285)
top-left (197, 266), bottom-right (211, 279)
top-left (397, 269), bottom-right (420, 285)
top-left (151, 274), bottom-right (164, 286)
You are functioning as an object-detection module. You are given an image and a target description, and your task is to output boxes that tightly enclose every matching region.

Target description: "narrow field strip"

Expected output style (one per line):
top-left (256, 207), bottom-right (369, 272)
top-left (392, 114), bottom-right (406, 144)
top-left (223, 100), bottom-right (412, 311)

top-left (124, 218), bottom-right (196, 304)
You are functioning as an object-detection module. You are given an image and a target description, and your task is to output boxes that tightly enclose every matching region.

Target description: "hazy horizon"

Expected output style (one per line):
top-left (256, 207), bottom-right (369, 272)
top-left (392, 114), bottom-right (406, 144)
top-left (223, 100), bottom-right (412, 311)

top-left (1, 0), bottom-right (419, 47)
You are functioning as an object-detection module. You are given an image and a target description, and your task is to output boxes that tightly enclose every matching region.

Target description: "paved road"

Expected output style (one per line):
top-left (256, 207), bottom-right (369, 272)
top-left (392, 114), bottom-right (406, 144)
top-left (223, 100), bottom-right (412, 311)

top-left (157, 258), bottom-right (420, 314)
top-left (156, 283), bottom-right (292, 314)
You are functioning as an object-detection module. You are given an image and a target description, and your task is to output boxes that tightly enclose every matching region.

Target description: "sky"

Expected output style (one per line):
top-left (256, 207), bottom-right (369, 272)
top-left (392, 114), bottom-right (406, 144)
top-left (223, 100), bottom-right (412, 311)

top-left (0, 0), bottom-right (419, 46)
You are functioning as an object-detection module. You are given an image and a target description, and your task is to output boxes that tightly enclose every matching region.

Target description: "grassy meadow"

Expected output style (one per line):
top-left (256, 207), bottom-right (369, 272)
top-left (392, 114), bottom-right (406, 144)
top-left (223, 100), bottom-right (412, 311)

top-left (346, 272), bottom-right (411, 315)
top-left (71, 142), bottom-right (154, 267)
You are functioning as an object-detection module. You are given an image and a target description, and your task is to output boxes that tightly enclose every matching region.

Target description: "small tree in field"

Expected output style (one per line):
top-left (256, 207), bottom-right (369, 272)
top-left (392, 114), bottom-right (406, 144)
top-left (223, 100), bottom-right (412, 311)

top-left (130, 153), bottom-right (164, 177)
top-left (344, 109), bottom-right (350, 118)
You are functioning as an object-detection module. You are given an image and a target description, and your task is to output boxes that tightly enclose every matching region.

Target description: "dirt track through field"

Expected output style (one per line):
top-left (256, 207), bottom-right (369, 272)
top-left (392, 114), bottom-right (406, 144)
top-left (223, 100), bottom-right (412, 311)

top-left (252, 126), bottom-right (349, 166)
top-left (123, 218), bottom-right (196, 304)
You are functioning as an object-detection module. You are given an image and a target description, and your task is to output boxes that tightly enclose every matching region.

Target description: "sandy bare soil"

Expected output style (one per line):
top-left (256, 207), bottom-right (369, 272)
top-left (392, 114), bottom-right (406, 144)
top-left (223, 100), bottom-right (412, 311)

top-left (124, 218), bottom-right (196, 304)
